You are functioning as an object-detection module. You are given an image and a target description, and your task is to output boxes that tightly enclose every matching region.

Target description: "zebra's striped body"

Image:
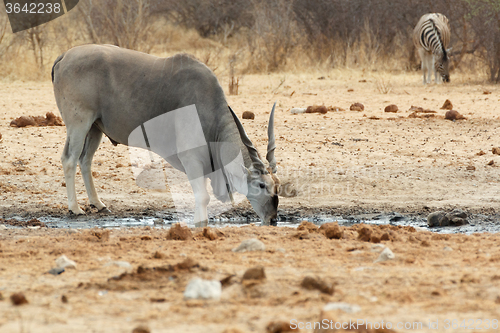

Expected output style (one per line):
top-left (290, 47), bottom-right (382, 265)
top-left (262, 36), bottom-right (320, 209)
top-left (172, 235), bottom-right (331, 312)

top-left (413, 13), bottom-right (451, 84)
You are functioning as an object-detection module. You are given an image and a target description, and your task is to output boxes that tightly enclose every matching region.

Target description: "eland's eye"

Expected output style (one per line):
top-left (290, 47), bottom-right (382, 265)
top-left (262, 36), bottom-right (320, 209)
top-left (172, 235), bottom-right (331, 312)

top-left (259, 183), bottom-right (266, 189)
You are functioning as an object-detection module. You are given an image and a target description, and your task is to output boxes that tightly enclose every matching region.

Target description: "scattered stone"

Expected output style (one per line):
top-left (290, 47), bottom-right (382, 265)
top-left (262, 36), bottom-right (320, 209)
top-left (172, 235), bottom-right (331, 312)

top-left (445, 110), bottom-right (466, 120)
top-left (421, 240), bottom-right (431, 247)
top-left (384, 104), bottom-right (398, 113)
top-left (184, 278), bottom-right (222, 300)
top-left (319, 222), bottom-right (344, 239)
top-left (232, 238), bottom-right (265, 252)
top-left (47, 267), bottom-right (65, 275)
top-left (242, 111), bottom-right (255, 120)
top-left (56, 254), bottom-right (77, 269)
top-left (242, 266), bottom-right (266, 281)
top-left (466, 165), bottom-right (476, 171)
top-left (293, 231), bottom-right (310, 239)
top-left (132, 325), bottom-right (151, 333)
top-left (150, 298), bottom-right (166, 303)
top-left (167, 223), bottom-right (193, 241)
top-left (266, 321), bottom-right (294, 333)
top-left (374, 247), bottom-right (395, 263)
top-left (350, 103), bottom-right (364, 111)
top-left (301, 276), bottom-right (334, 295)
top-left (61, 295), bottom-right (68, 303)
top-left (347, 88), bottom-right (354, 92)
top-left (477, 150), bottom-right (486, 156)
top-left (443, 246), bottom-right (453, 252)
top-left (153, 251), bottom-right (166, 259)
top-left (306, 105), bottom-right (328, 114)
top-left (297, 221), bottom-right (318, 233)
top-left (220, 274), bottom-right (237, 287)
top-left (428, 209), bottom-right (468, 227)
top-left (104, 261), bottom-right (132, 269)
top-left (203, 227), bottom-right (218, 240)
top-left (10, 293), bottom-right (28, 306)
top-left (0, 292), bottom-right (3, 300)
top-left (441, 99), bottom-right (453, 110)
top-left (484, 90), bottom-right (492, 95)
top-left (492, 147), bottom-right (500, 155)
top-left (10, 112), bottom-right (64, 127)
top-left (89, 229), bottom-right (110, 241)
top-left (0, 133), bottom-right (2, 142)
top-left (487, 160), bottom-right (495, 166)
top-left (323, 302), bottom-right (361, 313)
top-left (290, 108), bottom-right (307, 114)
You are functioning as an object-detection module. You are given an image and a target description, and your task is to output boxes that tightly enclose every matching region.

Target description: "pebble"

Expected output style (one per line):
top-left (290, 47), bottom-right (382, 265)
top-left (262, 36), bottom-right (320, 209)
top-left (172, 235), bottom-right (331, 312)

top-left (232, 238), bottom-right (265, 252)
top-left (104, 261), bottom-right (132, 269)
top-left (374, 247), bottom-right (395, 263)
top-left (443, 246), bottom-right (453, 251)
top-left (242, 266), bottom-right (266, 280)
top-left (55, 255), bottom-right (77, 269)
top-left (10, 293), bottom-right (28, 306)
top-left (47, 267), bottom-right (65, 275)
top-left (301, 276), bottom-right (334, 295)
top-left (323, 302), bottom-right (361, 313)
top-left (184, 278), bottom-right (221, 300)
top-left (290, 108), bottom-right (307, 114)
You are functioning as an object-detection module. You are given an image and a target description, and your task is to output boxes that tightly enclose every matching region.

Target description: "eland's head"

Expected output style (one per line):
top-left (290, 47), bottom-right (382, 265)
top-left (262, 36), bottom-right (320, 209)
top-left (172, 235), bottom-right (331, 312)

top-left (228, 103), bottom-right (280, 225)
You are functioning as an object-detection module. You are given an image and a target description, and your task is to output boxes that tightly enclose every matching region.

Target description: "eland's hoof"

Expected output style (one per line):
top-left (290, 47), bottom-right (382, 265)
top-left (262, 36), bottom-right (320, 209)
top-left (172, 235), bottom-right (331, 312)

top-left (98, 207), bottom-right (112, 214)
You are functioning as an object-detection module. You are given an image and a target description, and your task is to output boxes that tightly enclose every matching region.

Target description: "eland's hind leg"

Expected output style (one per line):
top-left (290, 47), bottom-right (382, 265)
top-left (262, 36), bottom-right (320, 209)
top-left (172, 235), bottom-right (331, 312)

top-left (61, 115), bottom-right (95, 215)
top-left (79, 124), bottom-right (109, 212)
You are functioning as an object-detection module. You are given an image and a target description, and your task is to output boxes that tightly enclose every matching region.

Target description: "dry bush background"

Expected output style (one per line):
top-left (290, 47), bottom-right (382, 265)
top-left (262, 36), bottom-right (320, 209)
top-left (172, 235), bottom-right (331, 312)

top-left (1, 0), bottom-right (500, 81)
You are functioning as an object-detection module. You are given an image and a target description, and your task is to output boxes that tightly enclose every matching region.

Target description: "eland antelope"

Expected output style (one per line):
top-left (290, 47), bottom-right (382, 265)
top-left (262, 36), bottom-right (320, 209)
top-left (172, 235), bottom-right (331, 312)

top-left (52, 45), bottom-right (279, 226)
top-left (413, 13), bottom-right (451, 84)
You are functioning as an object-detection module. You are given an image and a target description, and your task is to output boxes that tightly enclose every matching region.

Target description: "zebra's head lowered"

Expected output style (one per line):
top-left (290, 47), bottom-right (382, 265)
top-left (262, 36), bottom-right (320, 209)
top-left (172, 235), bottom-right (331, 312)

top-left (435, 48), bottom-right (452, 83)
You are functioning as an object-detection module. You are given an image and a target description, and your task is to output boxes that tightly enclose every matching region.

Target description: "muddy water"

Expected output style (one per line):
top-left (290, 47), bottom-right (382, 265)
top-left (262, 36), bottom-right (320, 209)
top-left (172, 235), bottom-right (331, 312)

top-left (3, 211), bottom-right (499, 234)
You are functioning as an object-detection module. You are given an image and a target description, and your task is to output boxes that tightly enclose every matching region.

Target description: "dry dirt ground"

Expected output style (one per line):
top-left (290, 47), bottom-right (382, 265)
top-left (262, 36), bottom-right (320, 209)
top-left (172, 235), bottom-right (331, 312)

top-left (1, 71), bottom-right (500, 332)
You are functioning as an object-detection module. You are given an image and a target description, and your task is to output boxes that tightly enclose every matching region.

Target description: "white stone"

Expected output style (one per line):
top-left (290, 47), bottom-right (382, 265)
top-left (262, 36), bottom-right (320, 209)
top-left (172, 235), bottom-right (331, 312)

top-left (104, 261), bottom-right (132, 269)
top-left (232, 238), bottom-right (265, 253)
top-left (443, 246), bottom-right (453, 251)
top-left (55, 255), bottom-right (77, 269)
top-left (184, 278), bottom-right (221, 300)
top-left (290, 108), bottom-right (307, 114)
top-left (374, 247), bottom-right (395, 263)
top-left (323, 302), bottom-right (361, 313)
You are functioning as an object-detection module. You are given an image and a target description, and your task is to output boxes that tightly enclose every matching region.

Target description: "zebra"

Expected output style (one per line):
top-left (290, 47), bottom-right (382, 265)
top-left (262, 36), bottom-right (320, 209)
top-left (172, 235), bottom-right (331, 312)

top-left (413, 13), bottom-right (451, 84)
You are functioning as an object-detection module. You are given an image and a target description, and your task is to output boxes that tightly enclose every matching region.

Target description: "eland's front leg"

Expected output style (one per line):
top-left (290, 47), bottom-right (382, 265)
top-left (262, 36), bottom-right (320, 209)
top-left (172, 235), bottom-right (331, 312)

top-left (189, 176), bottom-right (210, 228)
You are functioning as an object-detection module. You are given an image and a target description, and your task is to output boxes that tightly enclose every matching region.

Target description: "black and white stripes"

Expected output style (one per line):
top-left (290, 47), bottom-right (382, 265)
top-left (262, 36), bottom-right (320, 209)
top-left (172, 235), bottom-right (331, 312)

top-left (413, 13), bottom-right (451, 84)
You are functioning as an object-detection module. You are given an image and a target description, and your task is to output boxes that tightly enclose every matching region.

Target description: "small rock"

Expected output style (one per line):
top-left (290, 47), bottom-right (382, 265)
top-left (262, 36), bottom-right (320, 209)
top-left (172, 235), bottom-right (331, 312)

top-left (306, 105), bottom-right (328, 114)
top-left (266, 321), bottom-right (294, 333)
top-left (492, 147), bottom-right (500, 155)
top-left (350, 103), bottom-right (364, 111)
top-left (242, 266), bottom-right (266, 280)
top-left (242, 111), bottom-right (255, 120)
top-left (301, 276), bottom-right (334, 295)
top-left (0, 292), bottom-right (3, 300)
top-left (104, 261), bottom-right (132, 269)
top-left (203, 227), bottom-right (218, 240)
top-left (297, 221), bottom-right (318, 233)
top-left (290, 108), bottom-right (307, 114)
top-left (61, 295), bottom-right (68, 303)
top-left (55, 255), bottom-right (77, 269)
top-left (374, 247), bottom-right (395, 263)
top-left (466, 165), bottom-right (476, 171)
top-left (427, 211), bottom-right (446, 227)
top-left (384, 104), bottom-right (398, 113)
top-left (184, 278), bottom-right (221, 300)
top-left (319, 222), bottom-right (344, 239)
top-left (477, 150), bottom-right (486, 156)
top-left (132, 325), bottom-right (150, 333)
top-left (167, 223), bottom-right (193, 240)
top-left (153, 251), bottom-right (165, 259)
top-left (220, 274), bottom-right (238, 287)
top-left (232, 238), bottom-right (265, 252)
top-left (484, 90), bottom-right (492, 95)
top-left (488, 160), bottom-right (495, 166)
top-left (445, 110), bottom-right (466, 120)
top-left (443, 246), bottom-right (453, 251)
top-left (323, 302), bottom-right (361, 313)
top-left (47, 267), bottom-right (65, 275)
top-left (10, 293), bottom-right (28, 306)
top-left (441, 99), bottom-right (453, 110)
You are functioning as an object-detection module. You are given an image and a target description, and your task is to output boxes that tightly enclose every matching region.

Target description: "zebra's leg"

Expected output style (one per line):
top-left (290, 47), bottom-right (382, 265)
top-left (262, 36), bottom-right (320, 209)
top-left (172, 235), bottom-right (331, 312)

top-left (418, 49), bottom-right (428, 85)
